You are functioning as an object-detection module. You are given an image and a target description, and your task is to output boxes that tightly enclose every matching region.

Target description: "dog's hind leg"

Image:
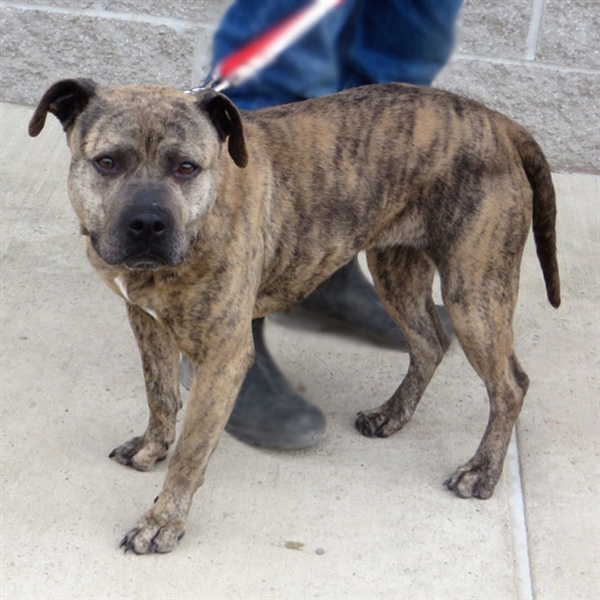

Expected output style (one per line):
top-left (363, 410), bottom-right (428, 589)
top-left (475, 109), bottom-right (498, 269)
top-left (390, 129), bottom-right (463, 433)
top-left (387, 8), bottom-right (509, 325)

top-left (440, 252), bottom-right (529, 499)
top-left (356, 247), bottom-right (450, 437)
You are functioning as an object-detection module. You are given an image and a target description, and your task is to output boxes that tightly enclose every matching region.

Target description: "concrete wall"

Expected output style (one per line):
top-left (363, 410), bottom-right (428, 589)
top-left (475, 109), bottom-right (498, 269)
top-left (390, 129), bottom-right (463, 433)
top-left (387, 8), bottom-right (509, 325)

top-left (0, 1), bottom-right (231, 99)
top-left (438, 0), bottom-right (599, 173)
top-left (1, 0), bottom-right (598, 172)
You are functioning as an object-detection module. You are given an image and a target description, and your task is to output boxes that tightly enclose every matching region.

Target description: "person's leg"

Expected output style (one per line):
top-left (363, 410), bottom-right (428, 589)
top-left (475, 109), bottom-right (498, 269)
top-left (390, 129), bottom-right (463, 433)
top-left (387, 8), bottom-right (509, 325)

top-left (338, 0), bottom-right (464, 88)
top-left (225, 318), bottom-right (326, 449)
top-left (212, 0), bottom-right (352, 108)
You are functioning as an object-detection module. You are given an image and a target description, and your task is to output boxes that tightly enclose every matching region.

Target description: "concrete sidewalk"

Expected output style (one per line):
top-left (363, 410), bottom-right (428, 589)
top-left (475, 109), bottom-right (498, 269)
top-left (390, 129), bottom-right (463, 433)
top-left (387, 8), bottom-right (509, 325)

top-left (1, 101), bottom-right (598, 599)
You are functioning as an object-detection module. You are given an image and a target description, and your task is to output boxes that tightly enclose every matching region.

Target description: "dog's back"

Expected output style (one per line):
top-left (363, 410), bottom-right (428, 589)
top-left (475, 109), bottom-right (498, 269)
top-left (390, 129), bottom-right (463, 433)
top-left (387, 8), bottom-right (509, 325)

top-left (243, 83), bottom-right (560, 313)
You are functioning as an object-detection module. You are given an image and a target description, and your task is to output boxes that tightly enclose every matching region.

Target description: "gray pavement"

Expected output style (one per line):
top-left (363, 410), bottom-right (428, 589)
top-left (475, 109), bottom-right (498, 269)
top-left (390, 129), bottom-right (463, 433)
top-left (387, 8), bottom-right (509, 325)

top-left (1, 102), bottom-right (598, 599)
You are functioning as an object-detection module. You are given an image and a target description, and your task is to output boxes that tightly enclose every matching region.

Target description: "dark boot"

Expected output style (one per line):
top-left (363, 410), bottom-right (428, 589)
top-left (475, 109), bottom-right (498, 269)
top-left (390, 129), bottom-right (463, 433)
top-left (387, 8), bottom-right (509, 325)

top-left (293, 257), bottom-right (408, 349)
top-left (179, 318), bottom-right (326, 450)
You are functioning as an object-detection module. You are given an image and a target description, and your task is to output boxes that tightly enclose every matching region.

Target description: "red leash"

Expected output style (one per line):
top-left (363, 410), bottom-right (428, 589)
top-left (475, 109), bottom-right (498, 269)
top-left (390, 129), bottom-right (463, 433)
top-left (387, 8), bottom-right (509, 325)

top-left (189, 0), bottom-right (345, 93)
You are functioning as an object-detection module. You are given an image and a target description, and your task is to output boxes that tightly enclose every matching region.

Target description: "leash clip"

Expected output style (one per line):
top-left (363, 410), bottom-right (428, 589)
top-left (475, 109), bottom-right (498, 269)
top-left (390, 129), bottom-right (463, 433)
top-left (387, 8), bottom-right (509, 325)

top-left (185, 75), bottom-right (229, 95)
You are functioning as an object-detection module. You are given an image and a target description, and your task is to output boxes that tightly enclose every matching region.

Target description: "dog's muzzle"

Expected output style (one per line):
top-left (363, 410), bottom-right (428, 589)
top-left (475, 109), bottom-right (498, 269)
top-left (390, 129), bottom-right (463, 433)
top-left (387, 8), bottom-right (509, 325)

top-left (91, 184), bottom-right (185, 271)
top-left (120, 205), bottom-right (174, 270)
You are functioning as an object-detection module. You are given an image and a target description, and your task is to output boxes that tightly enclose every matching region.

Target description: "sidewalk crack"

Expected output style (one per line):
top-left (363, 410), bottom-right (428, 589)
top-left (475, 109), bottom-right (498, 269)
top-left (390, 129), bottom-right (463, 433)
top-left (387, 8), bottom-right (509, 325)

top-left (506, 424), bottom-right (534, 600)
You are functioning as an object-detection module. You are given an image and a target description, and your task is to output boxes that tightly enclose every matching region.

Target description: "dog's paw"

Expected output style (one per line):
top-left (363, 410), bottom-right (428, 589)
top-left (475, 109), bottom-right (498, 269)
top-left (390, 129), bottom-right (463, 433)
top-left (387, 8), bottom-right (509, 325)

top-left (444, 463), bottom-right (497, 499)
top-left (355, 411), bottom-right (403, 438)
top-left (120, 509), bottom-right (186, 555)
top-left (109, 435), bottom-right (169, 471)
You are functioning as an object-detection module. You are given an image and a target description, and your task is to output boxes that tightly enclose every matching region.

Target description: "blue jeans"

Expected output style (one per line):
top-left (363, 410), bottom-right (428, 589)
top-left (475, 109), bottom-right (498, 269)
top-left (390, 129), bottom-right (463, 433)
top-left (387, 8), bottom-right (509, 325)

top-left (212, 0), bottom-right (463, 109)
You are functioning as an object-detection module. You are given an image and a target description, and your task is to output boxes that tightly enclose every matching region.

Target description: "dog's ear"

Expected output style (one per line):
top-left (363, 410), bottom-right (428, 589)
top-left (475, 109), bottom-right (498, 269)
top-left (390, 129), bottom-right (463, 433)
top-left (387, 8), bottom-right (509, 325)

top-left (29, 78), bottom-right (97, 137)
top-left (196, 90), bottom-right (248, 168)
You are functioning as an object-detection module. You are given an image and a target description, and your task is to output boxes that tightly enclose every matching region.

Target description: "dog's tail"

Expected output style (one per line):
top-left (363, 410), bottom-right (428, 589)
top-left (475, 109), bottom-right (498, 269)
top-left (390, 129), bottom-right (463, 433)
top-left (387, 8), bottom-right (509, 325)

top-left (512, 124), bottom-right (561, 308)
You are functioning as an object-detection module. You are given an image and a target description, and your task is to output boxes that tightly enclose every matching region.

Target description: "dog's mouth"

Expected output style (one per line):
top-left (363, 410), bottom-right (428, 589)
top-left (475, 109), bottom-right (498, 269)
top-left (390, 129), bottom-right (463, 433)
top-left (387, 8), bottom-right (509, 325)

top-left (124, 254), bottom-right (167, 271)
top-left (90, 228), bottom-right (189, 271)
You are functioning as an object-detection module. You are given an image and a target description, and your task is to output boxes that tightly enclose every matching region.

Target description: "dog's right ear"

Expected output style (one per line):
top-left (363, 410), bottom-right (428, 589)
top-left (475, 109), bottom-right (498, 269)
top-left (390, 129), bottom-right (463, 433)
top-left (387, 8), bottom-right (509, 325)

top-left (29, 78), bottom-right (97, 137)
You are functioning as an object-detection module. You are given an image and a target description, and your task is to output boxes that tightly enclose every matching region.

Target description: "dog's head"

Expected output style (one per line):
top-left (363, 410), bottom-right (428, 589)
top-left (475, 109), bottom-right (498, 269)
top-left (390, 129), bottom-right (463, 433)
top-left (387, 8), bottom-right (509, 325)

top-left (29, 78), bottom-right (248, 271)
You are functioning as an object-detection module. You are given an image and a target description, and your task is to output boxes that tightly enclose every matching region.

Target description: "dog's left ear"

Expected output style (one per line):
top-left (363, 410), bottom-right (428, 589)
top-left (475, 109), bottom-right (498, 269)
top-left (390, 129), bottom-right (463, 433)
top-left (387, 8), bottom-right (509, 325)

top-left (29, 78), bottom-right (98, 137)
top-left (196, 91), bottom-right (248, 168)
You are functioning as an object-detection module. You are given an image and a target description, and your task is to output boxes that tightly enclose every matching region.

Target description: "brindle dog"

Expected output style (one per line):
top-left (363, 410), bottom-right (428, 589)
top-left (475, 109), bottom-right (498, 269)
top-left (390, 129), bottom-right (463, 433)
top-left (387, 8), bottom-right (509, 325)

top-left (30, 79), bottom-right (560, 554)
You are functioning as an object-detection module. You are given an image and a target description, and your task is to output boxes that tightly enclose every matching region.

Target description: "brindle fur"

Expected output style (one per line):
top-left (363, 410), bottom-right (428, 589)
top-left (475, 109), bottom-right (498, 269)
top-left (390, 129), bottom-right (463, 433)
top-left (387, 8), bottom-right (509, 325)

top-left (30, 79), bottom-right (560, 554)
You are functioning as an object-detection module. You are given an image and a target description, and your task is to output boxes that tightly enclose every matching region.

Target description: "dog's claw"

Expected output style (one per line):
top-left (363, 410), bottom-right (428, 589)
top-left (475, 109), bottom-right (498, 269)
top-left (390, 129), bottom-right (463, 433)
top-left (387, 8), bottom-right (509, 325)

top-left (109, 435), bottom-right (170, 471)
top-left (444, 464), bottom-right (496, 499)
top-left (120, 530), bottom-right (140, 553)
top-left (355, 411), bottom-right (394, 437)
top-left (444, 475), bottom-right (470, 498)
top-left (355, 411), bottom-right (375, 436)
top-left (119, 510), bottom-right (187, 555)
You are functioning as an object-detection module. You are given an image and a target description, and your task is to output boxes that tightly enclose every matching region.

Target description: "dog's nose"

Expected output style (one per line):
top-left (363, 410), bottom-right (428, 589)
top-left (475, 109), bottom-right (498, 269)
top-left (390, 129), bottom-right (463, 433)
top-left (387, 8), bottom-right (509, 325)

top-left (128, 212), bottom-right (167, 241)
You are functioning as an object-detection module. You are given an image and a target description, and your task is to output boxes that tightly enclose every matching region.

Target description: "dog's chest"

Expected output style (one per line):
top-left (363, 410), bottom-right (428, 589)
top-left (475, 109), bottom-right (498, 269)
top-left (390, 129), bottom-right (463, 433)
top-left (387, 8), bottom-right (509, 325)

top-left (110, 273), bottom-right (184, 324)
top-left (112, 276), bottom-right (160, 320)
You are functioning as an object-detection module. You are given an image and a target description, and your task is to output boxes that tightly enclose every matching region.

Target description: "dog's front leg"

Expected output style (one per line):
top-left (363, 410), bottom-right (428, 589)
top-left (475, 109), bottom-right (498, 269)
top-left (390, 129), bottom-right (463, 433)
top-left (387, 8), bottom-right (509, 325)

top-left (109, 304), bottom-right (180, 471)
top-left (120, 330), bottom-right (254, 554)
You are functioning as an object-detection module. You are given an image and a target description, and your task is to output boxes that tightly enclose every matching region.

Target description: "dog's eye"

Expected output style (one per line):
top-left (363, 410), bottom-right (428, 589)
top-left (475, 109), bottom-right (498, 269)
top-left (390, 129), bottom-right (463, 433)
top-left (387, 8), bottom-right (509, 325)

top-left (175, 162), bottom-right (200, 179)
top-left (93, 156), bottom-right (118, 174)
